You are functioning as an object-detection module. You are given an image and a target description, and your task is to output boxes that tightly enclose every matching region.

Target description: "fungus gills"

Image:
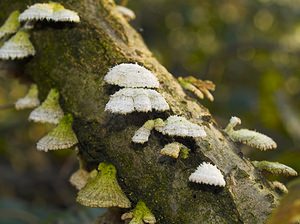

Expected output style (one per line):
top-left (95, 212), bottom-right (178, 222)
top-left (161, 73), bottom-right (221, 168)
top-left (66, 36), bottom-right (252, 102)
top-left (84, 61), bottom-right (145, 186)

top-left (160, 142), bottom-right (190, 159)
top-left (0, 30), bottom-right (35, 60)
top-left (189, 162), bottom-right (226, 187)
top-left (0, 10), bottom-right (20, 39)
top-left (29, 88), bottom-right (64, 124)
top-left (76, 163), bottom-right (131, 208)
top-left (15, 84), bottom-right (40, 110)
top-left (19, 2), bottom-right (80, 23)
top-left (252, 161), bottom-right (298, 176)
top-left (121, 200), bottom-right (156, 224)
top-left (104, 63), bottom-right (159, 88)
top-left (36, 114), bottom-right (78, 152)
top-left (224, 116), bottom-right (277, 150)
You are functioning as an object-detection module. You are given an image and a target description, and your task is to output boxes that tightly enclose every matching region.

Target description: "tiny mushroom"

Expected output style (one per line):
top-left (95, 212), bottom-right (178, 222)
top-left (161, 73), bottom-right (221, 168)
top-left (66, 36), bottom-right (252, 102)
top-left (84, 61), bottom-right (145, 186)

top-left (104, 63), bottom-right (160, 88)
top-left (271, 181), bottom-right (289, 194)
top-left (132, 119), bottom-right (155, 144)
top-left (69, 168), bottom-right (90, 191)
top-left (76, 163), bottom-right (131, 208)
top-left (121, 200), bottom-right (156, 224)
top-left (160, 142), bottom-right (190, 159)
top-left (224, 116), bottom-right (277, 151)
top-left (116, 5), bottom-right (136, 21)
top-left (36, 114), bottom-right (78, 152)
top-left (15, 84), bottom-right (40, 110)
top-left (252, 161), bottom-right (298, 177)
top-left (19, 2), bottom-right (80, 23)
top-left (0, 10), bottom-right (20, 39)
top-left (155, 115), bottom-right (206, 138)
top-left (105, 88), bottom-right (169, 114)
top-left (0, 30), bottom-right (35, 60)
top-left (29, 88), bottom-right (64, 124)
top-left (189, 162), bottom-right (226, 187)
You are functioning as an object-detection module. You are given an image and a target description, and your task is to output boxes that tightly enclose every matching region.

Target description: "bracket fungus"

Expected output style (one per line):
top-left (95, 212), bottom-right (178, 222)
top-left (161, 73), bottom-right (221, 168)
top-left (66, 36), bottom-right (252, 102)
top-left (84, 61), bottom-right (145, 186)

top-left (19, 2), bottom-right (80, 23)
top-left (160, 142), bottom-right (190, 159)
top-left (132, 119), bottom-right (156, 144)
top-left (116, 6), bottom-right (136, 21)
top-left (69, 168), bottom-right (90, 191)
top-left (15, 84), bottom-right (40, 110)
top-left (0, 10), bottom-right (20, 39)
top-left (271, 181), bottom-right (289, 194)
top-left (189, 162), bottom-right (226, 187)
top-left (121, 200), bottom-right (156, 224)
top-left (105, 88), bottom-right (169, 114)
top-left (29, 88), bottom-right (64, 124)
top-left (104, 63), bottom-right (159, 88)
top-left (76, 163), bottom-right (131, 208)
top-left (178, 76), bottom-right (215, 101)
top-left (224, 116), bottom-right (277, 150)
top-left (0, 30), bottom-right (35, 60)
top-left (252, 161), bottom-right (298, 176)
top-left (36, 114), bottom-right (78, 152)
top-left (155, 115), bottom-right (206, 138)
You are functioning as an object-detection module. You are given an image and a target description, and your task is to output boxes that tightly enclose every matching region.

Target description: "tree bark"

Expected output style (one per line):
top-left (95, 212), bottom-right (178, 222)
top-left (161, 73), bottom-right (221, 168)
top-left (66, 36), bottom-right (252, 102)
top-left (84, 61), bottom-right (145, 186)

top-left (0, 0), bottom-right (280, 223)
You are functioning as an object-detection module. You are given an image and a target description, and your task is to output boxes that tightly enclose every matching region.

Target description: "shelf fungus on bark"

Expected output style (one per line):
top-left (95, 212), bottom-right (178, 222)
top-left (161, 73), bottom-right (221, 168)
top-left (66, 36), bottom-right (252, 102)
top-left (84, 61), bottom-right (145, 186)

top-left (252, 161), bottom-right (298, 177)
top-left (36, 114), bottom-right (78, 152)
top-left (15, 84), bottom-right (40, 110)
top-left (121, 200), bottom-right (156, 224)
top-left (69, 168), bottom-right (90, 190)
top-left (160, 142), bottom-right (190, 159)
top-left (224, 116), bottom-right (277, 150)
top-left (116, 6), bottom-right (136, 21)
top-left (0, 30), bottom-right (35, 60)
top-left (104, 63), bottom-right (160, 88)
top-left (19, 2), bottom-right (80, 23)
top-left (76, 163), bottom-right (131, 208)
top-left (155, 115), bottom-right (206, 138)
top-left (178, 76), bottom-right (215, 101)
top-left (132, 119), bottom-right (156, 144)
top-left (0, 10), bottom-right (20, 39)
top-left (29, 88), bottom-right (64, 124)
top-left (105, 88), bottom-right (169, 114)
top-left (189, 162), bottom-right (226, 187)
top-left (271, 181), bottom-right (289, 194)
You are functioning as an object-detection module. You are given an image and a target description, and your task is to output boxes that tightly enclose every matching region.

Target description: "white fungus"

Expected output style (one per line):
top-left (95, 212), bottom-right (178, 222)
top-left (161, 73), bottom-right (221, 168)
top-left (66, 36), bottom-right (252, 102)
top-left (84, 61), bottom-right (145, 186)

top-left (105, 88), bottom-right (169, 114)
top-left (160, 142), bottom-right (186, 159)
top-left (132, 120), bottom-right (155, 144)
top-left (104, 63), bottom-right (160, 88)
top-left (189, 162), bottom-right (226, 187)
top-left (0, 30), bottom-right (35, 60)
top-left (155, 115), bottom-right (206, 138)
top-left (224, 116), bottom-right (277, 151)
top-left (116, 6), bottom-right (136, 21)
top-left (19, 2), bottom-right (80, 23)
top-left (15, 84), bottom-right (40, 110)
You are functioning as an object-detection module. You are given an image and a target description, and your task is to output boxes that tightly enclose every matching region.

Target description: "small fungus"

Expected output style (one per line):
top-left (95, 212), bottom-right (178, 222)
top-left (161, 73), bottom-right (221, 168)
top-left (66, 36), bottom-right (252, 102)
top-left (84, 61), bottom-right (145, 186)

top-left (155, 115), bottom-right (206, 138)
top-left (178, 76), bottom-right (215, 101)
top-left (121, 200), bottom-right (156, 224)
top-left (132, 120), bottom-right (155, 144)
top-left (104, 63), bottom-right (160, 88)
top-left (76, 163), bottom-right (131, 208)
top-left (36, 113), bottom-right (78, 151)
top-left (19, 2), bottom-right (80, 23)
top-left (0, 10), bottom-right (20, 39)
top-left (15, 84), bottom-right (40, 110)
top-left (0, 30), bottom-right (35, 60)
top-left (116, 6), bottom-right (136, 21)
top-left (189, 162), bottom-right (226, 187)
top-left (224, 116), bottom-right (277, 151)
top-left (29, 88), bottom-right (64, 124)
top-left (252, 161), bottom-right (298, 176)
top-left (105, 88), bottom-right (169, 114)
top-left (160, 142), bottom-right (190, 159)
top-left (271, 181), bottom-right (288, 194)
top-left (69, 168), bottom-right (89, 190)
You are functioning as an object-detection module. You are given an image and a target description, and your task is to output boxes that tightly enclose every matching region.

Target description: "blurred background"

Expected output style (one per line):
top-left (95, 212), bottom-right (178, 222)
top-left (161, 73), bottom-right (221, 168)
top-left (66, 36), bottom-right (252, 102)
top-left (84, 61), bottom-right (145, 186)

top-left (0, 0), bottom-right (299, 223)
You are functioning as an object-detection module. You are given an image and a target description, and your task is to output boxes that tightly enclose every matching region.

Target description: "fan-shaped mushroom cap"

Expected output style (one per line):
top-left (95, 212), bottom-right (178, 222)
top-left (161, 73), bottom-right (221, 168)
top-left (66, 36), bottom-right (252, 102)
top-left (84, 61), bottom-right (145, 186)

top-left (121, 201), bottom-right (156, 224)
top-left (0, 10), bottom-right (20, 39)
top-left (15, 84), bottom-right (40, 110)
top-left (105, 88), bottom-right (169, 114)
top-left (189, 162), bottom-right (226, 187)
top-left (69, 168), bottom-right (89, 190)
top-left (155, 115), bottom-right (206, 138)
top-left (253, 161), bottom-right (298, 176)
top-left (104, 63), bottom-right (160, 88)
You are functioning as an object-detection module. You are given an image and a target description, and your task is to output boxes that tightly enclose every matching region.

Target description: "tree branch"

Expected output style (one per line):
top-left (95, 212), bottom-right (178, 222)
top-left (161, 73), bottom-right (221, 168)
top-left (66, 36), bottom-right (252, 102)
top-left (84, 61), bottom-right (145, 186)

top-left (0, 0), bottom-right (279, 223)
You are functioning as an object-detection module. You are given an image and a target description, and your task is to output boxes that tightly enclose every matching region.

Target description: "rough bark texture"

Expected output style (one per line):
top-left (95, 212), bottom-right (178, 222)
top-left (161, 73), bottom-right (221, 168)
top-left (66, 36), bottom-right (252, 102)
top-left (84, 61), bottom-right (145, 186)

top-left (0, 0), bottom-right (280, 223)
